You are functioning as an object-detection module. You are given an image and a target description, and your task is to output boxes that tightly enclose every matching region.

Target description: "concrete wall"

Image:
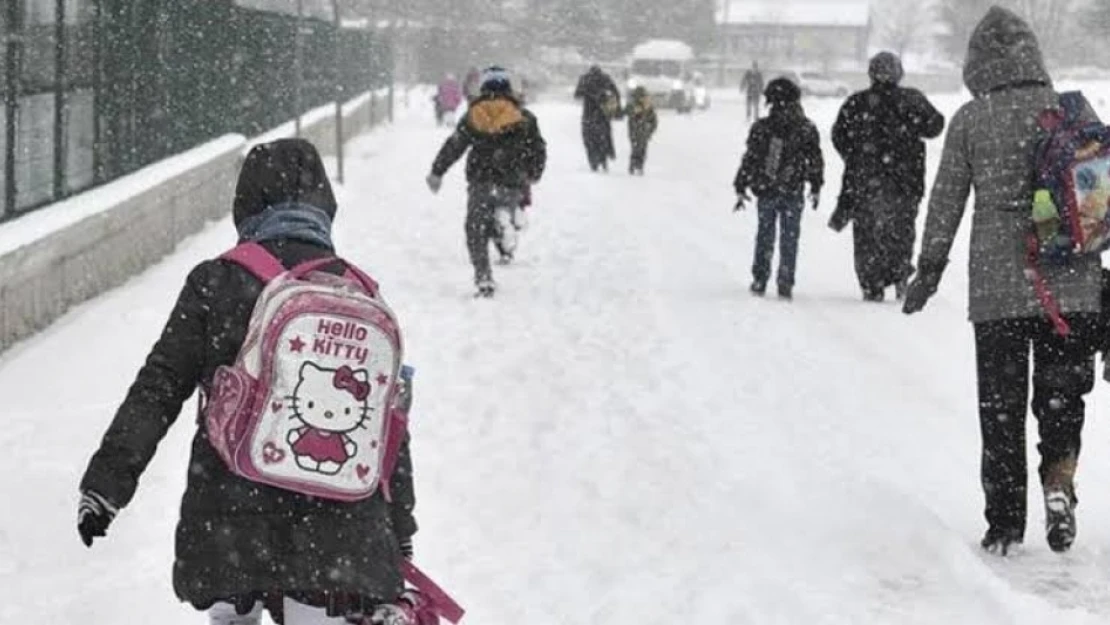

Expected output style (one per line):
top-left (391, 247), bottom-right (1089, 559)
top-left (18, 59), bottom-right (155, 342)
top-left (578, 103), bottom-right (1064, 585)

top-left (0, 90), bottom-right (389, 354)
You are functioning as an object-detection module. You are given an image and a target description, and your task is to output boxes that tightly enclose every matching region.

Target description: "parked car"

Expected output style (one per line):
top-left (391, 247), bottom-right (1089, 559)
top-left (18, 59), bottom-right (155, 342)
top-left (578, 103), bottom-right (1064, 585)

top-left (796, 71), bottom-right (850, 98)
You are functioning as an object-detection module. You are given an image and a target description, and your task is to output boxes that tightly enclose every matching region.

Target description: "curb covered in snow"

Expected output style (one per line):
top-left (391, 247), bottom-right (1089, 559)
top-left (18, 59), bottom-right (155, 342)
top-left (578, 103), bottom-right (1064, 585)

top-left (0, 89), bottom-right (391, 354)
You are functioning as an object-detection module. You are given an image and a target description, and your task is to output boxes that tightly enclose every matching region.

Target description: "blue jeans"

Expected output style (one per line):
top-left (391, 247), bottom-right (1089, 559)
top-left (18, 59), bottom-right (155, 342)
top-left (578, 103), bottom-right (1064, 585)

top-left (752, 194), bottom-right (804, 287)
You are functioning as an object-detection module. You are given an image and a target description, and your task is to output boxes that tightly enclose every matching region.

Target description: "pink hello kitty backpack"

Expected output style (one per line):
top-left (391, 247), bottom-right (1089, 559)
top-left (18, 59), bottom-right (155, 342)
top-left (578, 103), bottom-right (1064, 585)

top-left (202, 243), bottom-right (407, 502)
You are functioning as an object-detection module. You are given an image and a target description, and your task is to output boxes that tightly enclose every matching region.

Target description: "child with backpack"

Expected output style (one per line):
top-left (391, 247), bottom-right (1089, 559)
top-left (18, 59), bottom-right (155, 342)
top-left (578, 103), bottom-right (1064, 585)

top-left (732, 78), bottom-right (824, 300)
top-left (625, 86), bottom-right (658, 175)
top-left (77, 139), bottom-right (461, 625)
top-left (903, 7), bottom-right (1103, 556)
top-left (426, 66), bottom-right (547, 298)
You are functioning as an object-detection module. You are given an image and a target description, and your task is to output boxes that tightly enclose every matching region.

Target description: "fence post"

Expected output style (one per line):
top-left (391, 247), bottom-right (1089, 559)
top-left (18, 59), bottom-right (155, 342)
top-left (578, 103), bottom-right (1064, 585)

top-left (294, 0), bottom-right (304, 138)
top-left (332, 0), bottom-right (343, 184)
top-left (3, 0), bottom-right (22, 218)
top-left (53, 0), bottom-right (67, 200)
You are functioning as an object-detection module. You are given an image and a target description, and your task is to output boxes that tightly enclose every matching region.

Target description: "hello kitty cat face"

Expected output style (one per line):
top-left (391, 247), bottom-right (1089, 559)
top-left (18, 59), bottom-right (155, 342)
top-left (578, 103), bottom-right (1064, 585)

top-left (291, 362), bottom-right (371, 433)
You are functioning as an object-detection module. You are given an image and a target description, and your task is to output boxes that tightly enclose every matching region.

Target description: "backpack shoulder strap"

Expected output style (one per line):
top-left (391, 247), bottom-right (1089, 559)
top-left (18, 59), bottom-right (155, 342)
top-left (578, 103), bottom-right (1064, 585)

top-left (1059, 91), bottom-right (1086, 124)
top-left (220, 242), bottom-right (286, 284)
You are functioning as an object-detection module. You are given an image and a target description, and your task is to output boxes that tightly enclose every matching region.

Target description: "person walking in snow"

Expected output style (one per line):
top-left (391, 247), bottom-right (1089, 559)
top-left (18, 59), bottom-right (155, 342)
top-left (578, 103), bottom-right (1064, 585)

top-left (624, 86), bottom-right (658, 175)
top-left (903, 7), bottom-right (1101, 556)
top-left (434, 73), bottom-right (464, 126)
top-left (832, 51), bottom-right (945, 302)
top-left (733, 78), bottom-right (824, 301)
top-left (77, 139), bottom-right (419, 624)
top-left (426, 66), bottom-right (547, 298)
top-left (575, 65), bottom-right (622, 172)
top-left (740, 61), bottom-right (765, 122)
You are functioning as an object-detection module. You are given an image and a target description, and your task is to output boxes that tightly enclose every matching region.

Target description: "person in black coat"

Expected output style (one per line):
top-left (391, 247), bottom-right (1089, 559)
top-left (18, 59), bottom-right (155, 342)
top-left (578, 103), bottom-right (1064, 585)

top-left (740, 61), bottom-right (765, 122)
top-left (77, 138), bottom-right (417, 625)
top-left (832, 51), bottom-right (945, 302)
top-left (734, 78), bottom-right (825, 300)
top-left (426, 67), bottom-right (547, 297)
top-left (574, 65), bottom-right (622, 172)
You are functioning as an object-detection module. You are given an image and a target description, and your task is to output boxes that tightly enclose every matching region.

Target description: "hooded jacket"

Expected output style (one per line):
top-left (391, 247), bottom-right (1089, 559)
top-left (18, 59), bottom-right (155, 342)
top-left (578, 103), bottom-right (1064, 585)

top-left (431, 94), bottom-right (547, 188)
top-left (80, 139), bottom-right (416, 612)
top-left (734, 101), bottom-right (824, 199)
top-left (832, 59), bottom-right (945, 202)
top-left (917, 6), bottom-right (1102, 323)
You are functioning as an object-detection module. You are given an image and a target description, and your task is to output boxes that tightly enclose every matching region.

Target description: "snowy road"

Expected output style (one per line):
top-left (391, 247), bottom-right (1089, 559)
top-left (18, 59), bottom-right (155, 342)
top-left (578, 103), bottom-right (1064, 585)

top-left (3, 89), bottom-right (1110, 624)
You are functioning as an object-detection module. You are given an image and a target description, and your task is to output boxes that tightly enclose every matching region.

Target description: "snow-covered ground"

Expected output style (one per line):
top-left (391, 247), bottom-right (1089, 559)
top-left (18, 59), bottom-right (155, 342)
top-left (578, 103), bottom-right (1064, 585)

top-left (4, 86), bottom-right (1110, 624)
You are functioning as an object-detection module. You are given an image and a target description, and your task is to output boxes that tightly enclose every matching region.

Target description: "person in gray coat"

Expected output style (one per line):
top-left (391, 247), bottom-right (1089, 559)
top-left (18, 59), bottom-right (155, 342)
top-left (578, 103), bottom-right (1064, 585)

top-left (902, 6), bottom-right (1101, 556)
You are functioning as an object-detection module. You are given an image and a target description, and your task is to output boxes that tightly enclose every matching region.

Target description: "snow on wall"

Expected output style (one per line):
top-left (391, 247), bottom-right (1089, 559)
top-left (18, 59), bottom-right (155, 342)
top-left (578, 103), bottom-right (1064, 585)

top-left (719, 0), bottom-right (872, 28)
top-left (631, 39), bottom-right (696, 61)
top-left (0, 90), bottom-right (391, 354)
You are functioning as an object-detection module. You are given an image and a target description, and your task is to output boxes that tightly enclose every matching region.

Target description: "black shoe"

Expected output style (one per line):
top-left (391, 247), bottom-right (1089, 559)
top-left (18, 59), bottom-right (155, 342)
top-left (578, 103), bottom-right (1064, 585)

top-left (981, 528), bottom-right (1023, 556)
top-left (863, 288), bottom-right (885, 303)
top-left (497, 251), bottom-right (514, 265)
top-left (475, 276), bottom-right (496, 298)
top-left (1045, 489), bottom-right (1076, 553)
top-left (750, 281), bottom-right (767, 296)
top-left (778, 284), bottom-right (793, 301)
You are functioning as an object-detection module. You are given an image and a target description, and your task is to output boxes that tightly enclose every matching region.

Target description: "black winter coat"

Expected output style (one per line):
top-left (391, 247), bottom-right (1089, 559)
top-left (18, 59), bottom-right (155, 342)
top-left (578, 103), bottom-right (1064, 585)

top-left (625, 99), bottom-right (658, 145)
top-left (734, 103), bottom-right (824, 198)
top-left (832, 84), bottom-right (945, 201)
top-left (79, 238), bottom-right (416, 612)
top-left (431, 94), bottom-right (546, 189)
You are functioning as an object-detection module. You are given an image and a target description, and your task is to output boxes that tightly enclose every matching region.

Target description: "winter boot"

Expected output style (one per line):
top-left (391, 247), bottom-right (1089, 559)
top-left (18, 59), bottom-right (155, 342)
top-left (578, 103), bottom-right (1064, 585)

top-left (778, 284), bottom-right (793, 301)
top-left (750, 280), bottom-right (767, 296)
top-left (981, 527), bottom-right (1023, 557)
top-left (863, 287), bottom-right (885, 303)
top-left (1043, 454), bottom-right (1078, 552)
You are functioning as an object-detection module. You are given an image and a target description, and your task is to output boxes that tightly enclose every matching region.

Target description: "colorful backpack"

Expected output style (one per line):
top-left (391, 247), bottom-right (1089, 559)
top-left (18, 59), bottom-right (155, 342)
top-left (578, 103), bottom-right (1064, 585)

top-left (203, 243), bottom-right (407, 502)
top-left (1027, 91), bottom-right (1110, 335)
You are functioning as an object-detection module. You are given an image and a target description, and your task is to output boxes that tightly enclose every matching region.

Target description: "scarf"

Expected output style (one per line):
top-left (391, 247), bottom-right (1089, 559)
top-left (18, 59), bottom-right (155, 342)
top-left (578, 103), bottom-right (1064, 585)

top-left (236, 202), bottom-right (334, 250)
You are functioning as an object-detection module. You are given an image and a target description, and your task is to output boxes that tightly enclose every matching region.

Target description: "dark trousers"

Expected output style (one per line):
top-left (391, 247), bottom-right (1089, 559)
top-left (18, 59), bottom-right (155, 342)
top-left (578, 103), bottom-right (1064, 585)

top-left (466, 185), bottom-right (521, 283)
top-left (630, 138), bottom-right (649, 171)
top-left (746, 94), bottom-right (760, 121)
top-left (752, 194), bottom-right (803, 287)
top-left (973, 315), bottom-right (1097, 538)
top-left (853, 194), bottom-right (919, 291)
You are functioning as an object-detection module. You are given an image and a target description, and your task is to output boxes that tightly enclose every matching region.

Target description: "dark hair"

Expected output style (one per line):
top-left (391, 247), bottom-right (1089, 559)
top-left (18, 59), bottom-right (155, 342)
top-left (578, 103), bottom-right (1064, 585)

top-left (233, 139), bottom-right (338, 228)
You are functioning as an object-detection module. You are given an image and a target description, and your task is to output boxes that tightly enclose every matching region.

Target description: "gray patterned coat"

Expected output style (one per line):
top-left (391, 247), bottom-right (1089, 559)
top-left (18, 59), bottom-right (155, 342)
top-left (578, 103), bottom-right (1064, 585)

top-left (917, 6), bottom-right (1102, 323)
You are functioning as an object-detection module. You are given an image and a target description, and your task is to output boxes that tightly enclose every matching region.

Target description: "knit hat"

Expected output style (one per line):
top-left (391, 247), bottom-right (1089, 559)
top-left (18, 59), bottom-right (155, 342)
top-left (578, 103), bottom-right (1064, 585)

top-left (869, 51), bottom-right (904, 85)
top-left (479, 66), bottom-right (513, 95)
top-left (764, 77), bottom-right (801, 105)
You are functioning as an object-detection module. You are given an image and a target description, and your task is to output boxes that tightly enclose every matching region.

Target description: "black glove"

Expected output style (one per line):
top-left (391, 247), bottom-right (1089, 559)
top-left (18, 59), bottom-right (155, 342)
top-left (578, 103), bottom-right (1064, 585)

top-left (809, 190), bottom-right (821, 211)
top-left (78, 490), bottom-right (118, 547)
top-left (398, 536), bottom-right (414, 560)
top-left (734, 192), bottom-right (751, 212)
top-left (902, 260), bottom-right (948, 315)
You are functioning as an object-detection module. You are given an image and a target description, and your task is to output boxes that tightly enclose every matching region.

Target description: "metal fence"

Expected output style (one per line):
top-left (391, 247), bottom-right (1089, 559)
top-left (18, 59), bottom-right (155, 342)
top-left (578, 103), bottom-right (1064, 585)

top-left (1, 0), bottom-right (392, 221)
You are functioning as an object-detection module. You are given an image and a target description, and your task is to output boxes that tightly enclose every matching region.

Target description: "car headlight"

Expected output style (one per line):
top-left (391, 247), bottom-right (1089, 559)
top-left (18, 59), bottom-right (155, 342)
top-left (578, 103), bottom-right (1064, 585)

top-left (672, 79), bottom-right (684, 90)
top-left (627, 79), bottom-right (639, 90)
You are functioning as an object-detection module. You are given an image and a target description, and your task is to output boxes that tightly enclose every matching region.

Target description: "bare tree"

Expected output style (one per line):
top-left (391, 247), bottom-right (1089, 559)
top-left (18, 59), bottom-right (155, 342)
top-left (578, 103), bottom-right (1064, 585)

top-left (876, 0), bottom-right (932, 57)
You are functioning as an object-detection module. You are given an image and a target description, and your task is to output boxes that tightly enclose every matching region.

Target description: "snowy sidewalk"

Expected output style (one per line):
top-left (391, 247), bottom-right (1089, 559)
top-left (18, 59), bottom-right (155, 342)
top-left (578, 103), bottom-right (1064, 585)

top-left (2, 92), bottom-right (1110, 624)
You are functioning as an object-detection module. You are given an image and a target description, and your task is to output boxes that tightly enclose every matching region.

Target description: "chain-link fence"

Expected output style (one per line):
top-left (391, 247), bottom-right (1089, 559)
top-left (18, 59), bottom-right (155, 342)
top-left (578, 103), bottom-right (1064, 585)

top-left (1, 0), bottom-right (392, 222)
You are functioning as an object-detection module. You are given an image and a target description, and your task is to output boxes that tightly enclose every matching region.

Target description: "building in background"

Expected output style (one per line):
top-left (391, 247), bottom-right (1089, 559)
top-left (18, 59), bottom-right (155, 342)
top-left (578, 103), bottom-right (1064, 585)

top-left (716, 0), bottom-right (872, 71)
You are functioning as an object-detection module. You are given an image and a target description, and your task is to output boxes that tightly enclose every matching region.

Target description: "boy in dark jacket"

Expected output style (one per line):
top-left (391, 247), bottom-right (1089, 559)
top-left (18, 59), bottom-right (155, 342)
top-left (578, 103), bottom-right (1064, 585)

top-left (733, 78), bottom-right (824, 301)
top-left (427, 66), bottom-right (547, 297)
top-left (625, 86), bottom-right (658, 175)
top-left (77, 139), bottom-right (417, 624)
